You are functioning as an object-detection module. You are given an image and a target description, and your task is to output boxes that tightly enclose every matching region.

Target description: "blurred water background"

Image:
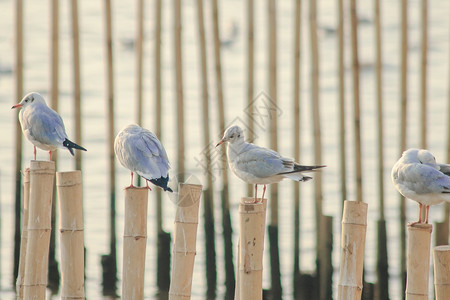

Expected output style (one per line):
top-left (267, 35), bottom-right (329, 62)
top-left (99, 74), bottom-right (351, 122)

top-left (0, 0), bottom-right (449, 299)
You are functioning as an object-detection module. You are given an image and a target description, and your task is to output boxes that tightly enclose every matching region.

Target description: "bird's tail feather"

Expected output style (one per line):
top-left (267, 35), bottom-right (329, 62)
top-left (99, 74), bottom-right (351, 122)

top-left (279, 164), bottom-right (326, 175)
top-left (283, 173), bottom-right (313, 182)
top-left (63, 138), bottom-right (87, 156)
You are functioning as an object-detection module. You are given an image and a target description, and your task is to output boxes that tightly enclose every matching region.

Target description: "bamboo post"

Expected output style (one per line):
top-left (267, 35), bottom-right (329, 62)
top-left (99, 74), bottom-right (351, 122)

top-left (337, 200), bottom-right (368, 299)
top-left (101, 0), bottom-right (118, 294)
top-left (122, 187), bottom-right (149, 300)
top-left (237, 197), bottom-right (267, 300)
top-left (168, 183), bottom-right (202, 300)
top-left (433, 245), bottom-right (450, 299)
top-left (57, 171), bottom-right (85, 299)
top-left (23, 161), bottom-right (56, 299)
top-left (71, 0), bottom-right (82, 171)
top-left (293, 0), bottom-right (302, 296)
top-left (338, 0), bottom-right (347, 207)
top-left (13, 0), bottom-right (24, 283)
top-left (405, 223), bottom-right (432, 299)
top-left (174, 0), bottom-right (185, 181)
top-left (16, 168), bottom-right (30, 299)
top-left (399, 0), bottom-right (409, 294)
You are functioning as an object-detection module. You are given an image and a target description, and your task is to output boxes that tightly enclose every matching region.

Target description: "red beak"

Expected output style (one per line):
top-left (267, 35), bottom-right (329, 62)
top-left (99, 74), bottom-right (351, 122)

top-left (11, 103), bottom-right (23, 109)
top-left (215, 139), bottom-right (225, 147)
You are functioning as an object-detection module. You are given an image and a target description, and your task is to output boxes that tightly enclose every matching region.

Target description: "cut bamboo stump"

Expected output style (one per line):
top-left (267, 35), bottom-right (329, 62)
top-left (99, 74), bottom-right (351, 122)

top-left (337, 200), bottom-right (368, 300)
top-left (16, 168), bottom-right (30, 299)
top-left (169, 183), bottom-right (203, 300)
top-left (433, 245), bottom-right (450, 299)
top-left (23, 160), bottom-right (55, 299)
top-left (57, 171), bottom-right (85, 299)
top-left (405, 223), bottom-right (432, 300)
top-left (122, 187), bottom-right (149, 300)
top-left (237, 197), bottom-right (267, 300)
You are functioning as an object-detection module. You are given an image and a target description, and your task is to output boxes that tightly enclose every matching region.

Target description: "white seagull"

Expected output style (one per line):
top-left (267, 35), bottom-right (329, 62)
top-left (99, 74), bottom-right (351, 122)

top-left (216, 125), bottom-right (325, 203)
top-left (114, 124), bottom-right (172, 192)
top-left (391, 148), bottom-right (450, 225)
top-left (12, 92), bottom-right (87, 160)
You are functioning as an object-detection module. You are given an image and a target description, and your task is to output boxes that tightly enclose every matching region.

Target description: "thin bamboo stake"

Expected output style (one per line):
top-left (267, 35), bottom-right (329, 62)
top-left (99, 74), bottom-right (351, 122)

top-left (135, 0), bottom-right (144, 126)
top-left (350, 0), bottom-right (362, 203)
top-left (122, 187), bottom-right (148, 300)
top-left (57, 171), bottom-right (85, 300)
top-left (246, 0), bottom-right (254, 195)
top-left (101, 0), bottom-right (117, 294)
top-left (433, 245), bottom-right (450, 299)
top-left (293, 0), bottom-right (302, 296)
top-left (420, 0), bottom-right (428, 149)
top-left (13, 0), bottom-right (24, 282)
top-left (168, 183), bottom-right (202, 300)
top-left (338, 0), bottom-right (347, 207)
top-left (405, 223), bottom-right (432, 300)
top-left (16, 168), bottom-right (30, 299)
top-left (337, 200), bottom-right (368, 300)
top-left (400, 0), bottom-right (409, 294)
top-left (174, 0), bottom-right (185, 180)
top-left (23, 161), bottom-right (56, 299)
top-left (238, 197), bottom-right (267, 300)
top-left (71, 0), bottom-right (82, 171)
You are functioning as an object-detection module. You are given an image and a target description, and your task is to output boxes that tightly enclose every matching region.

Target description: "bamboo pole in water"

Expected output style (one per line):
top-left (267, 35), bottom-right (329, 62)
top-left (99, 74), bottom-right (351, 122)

top-left (48, 0), bottom-right (60, 291)
top-left (101, 0), bottom-right (118, 294)
top-left (13, 0), bottom-right (24, 283)
top-left (433, 245), bottom-right (450, 299)
top-left (168, 183), bottom-right (202, 300)
top-left (57, 171), bottom-right (85, 300)
top-left (238, 197), bottom-right (267, 300)
top-left (16, 168), bottom-right (30, 299)
top-left (71, 0), bottom-right (82, 171)
top-left (246, 0), bottom-right (254, 195)
top-left (293, 0), bottom-right (302, 296)
top-left (174, 0), bottom-right (185, 180)
top-left (399, 0), bottom-right (408, 294)
top-left (350, 0), bottom-right (362, 203)
top-left (337, 200), bottom-right (368, 300)
top-left (154, 0), bottom-right (171, 293)
top-left (23, 161), bottom-right (55, 299)
top-left (267, 1), bottom-right (282, 298)
top-left (374, 0), bottom-right (389, 298)
top-left (338, 0), bottom-right (347, 207)
top-left (211, 0), bottom-right (230, 297)
top-left (122, 187), bottom-right (148, 300)
top-left (405, 223), bottom-right (432, 300)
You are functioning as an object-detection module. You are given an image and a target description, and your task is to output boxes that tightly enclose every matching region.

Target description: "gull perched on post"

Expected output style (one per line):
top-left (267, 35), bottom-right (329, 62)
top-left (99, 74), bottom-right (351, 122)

top-left (391, 148), bottom-right (450, 225)
top-left (12, 92), bottom-right (87, 160)
top-left (216, 125), bottom-right (325, 203)
top-left (114, 124), bottom-right (173, 192)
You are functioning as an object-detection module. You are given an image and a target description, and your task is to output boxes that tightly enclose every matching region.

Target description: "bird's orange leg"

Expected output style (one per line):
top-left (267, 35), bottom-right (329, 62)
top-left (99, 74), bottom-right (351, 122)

top-left (33, 146), bottom-right (37, 160)
top-left (48, 151), bottom-right (52, 160)
top-left (261, 185), bottom-right (267, 202)
top-left (425, 205), bottom-right (430, 224)
top-left (125, 172), bottom-right (135, 190)
top-left (410, 203), bottom-right (423, 226)
top-left (145, 180), bottom-right (152, 191)
top-left (254, 184), bottom-right (258, 203)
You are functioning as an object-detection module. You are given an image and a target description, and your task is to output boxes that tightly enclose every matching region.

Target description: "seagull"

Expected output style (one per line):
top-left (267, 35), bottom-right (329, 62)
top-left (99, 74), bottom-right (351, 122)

top-left (114, 124), bottom-right (173, 192)
top-left (216, 125), bottom-right (325, 203)
top-left (391, 148), bottom-right (450, 225)
top-left (12, 92), bottom-right (87, 160)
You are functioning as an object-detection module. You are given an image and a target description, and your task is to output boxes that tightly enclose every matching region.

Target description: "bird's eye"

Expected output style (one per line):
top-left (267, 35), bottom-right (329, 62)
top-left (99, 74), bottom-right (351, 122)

top-left (25, 99), bottom-right (28, 103)
top-left (230, 134), bottom-right (234, 139)
top-left (238, 134), bottom-right (240, 138)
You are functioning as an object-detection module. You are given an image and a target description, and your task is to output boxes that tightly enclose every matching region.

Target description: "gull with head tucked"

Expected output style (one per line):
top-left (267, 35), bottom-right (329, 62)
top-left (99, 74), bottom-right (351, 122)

top-left (114, 124), bottom-right (173, 192)
top-left (391, 148), bottom-right (450, 225)
top-left (12, 92), bottom-right (87, 160)
top-left (216, 125), bottom-right (325, 203)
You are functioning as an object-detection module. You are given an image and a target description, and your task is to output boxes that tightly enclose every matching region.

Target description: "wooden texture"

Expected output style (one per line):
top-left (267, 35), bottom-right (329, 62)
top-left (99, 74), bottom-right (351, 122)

top-left (433, 245), bottom-right (450, 299)
top-left (337, 200), bottom-right (368, 300)
top-left (238, 197), bottom-right (267, 300)
top-left (23, 161), bottom-right (55, 300)
top-left (405, 223), bottom-right (432, 300)
top-left (57, 171), bottom-right (85, 299)
top-left (16, 168), bottom-right (30, 299)
top-left (122, 187), bottom-right (148, 300)
top-left (169, 184), bottom-right (202, 300)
